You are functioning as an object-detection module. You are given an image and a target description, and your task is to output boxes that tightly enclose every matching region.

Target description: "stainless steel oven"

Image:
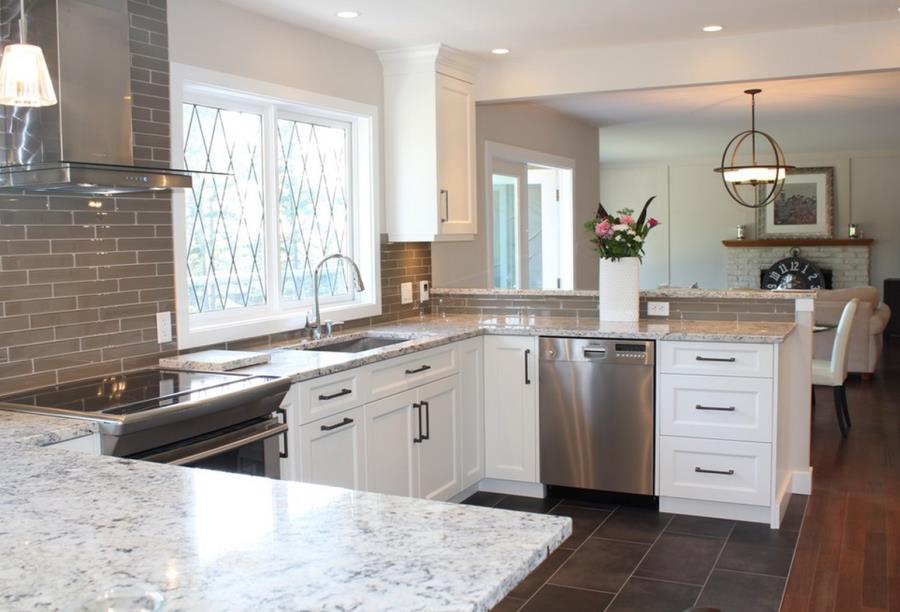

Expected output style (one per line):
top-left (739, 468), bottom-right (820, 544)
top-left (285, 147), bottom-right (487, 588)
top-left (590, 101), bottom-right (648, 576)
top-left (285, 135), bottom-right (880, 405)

top-left (134, 412), bottom-right (288, 479)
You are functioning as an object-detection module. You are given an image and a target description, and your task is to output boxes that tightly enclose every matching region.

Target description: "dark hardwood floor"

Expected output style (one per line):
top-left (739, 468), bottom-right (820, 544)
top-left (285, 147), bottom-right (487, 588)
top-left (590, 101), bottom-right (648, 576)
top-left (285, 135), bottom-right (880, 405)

top-left (782, 342), bottom-right (899, 611)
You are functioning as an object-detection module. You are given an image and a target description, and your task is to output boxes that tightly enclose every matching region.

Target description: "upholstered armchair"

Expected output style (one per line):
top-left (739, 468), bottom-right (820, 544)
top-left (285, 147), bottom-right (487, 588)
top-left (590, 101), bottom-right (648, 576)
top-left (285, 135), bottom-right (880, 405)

top-left (813, 287), bottom-right (892, 378)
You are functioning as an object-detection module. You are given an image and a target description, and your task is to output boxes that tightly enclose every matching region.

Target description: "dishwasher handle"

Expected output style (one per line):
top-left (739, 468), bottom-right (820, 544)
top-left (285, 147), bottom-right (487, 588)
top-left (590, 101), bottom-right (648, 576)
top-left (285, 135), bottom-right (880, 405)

top-left (524, 349), bottom-right (532, 385)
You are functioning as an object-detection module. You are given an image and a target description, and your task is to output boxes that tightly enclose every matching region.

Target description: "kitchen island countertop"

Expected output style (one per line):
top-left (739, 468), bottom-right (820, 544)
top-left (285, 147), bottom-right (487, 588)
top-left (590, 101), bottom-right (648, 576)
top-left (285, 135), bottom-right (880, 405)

top-left (0, 410), bottom-right (570, 611)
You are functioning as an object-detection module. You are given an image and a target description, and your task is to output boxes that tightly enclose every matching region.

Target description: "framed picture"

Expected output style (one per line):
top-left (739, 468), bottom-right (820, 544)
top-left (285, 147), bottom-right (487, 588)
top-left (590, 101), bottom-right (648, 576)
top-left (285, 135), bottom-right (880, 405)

top-left (756, 167), bottom-right (834, 239)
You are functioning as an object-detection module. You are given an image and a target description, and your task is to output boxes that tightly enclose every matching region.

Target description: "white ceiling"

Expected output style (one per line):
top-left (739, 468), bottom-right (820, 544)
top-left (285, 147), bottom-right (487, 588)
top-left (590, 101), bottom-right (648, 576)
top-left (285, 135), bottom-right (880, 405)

top-left (217, 0), bottom-right (899, 56)
top-left (526, 71), bottom-right (900, 162)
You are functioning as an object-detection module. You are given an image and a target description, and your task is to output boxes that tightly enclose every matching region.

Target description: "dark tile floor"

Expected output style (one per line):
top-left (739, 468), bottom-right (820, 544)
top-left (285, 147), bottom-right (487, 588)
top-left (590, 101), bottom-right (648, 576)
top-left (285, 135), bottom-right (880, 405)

top-left (462, 492), bottom-right (808, 612)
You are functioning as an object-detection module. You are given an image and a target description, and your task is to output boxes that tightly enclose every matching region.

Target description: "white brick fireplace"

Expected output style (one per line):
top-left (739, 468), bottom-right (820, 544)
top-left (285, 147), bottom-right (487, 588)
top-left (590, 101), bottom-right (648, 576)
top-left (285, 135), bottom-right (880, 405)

top-left (724, 240), bottom-right (872, 289)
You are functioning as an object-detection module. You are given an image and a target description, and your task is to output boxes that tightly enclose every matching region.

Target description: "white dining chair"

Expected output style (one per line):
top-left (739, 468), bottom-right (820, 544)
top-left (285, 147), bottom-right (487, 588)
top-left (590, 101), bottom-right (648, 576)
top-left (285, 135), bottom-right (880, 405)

top-left (812, 298), bottom-right (859, 437)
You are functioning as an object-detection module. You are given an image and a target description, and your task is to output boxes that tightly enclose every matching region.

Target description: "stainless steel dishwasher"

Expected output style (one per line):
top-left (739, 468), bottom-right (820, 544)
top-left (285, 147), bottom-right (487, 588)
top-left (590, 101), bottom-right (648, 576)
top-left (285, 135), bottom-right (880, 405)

top-left (539, 337), bottom-right (655, 496)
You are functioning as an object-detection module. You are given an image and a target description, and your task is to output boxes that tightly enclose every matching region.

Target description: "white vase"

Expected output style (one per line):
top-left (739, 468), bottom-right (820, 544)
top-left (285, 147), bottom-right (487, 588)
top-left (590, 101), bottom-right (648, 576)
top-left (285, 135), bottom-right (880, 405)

top-left (598, 257), bottom-right (640, 322)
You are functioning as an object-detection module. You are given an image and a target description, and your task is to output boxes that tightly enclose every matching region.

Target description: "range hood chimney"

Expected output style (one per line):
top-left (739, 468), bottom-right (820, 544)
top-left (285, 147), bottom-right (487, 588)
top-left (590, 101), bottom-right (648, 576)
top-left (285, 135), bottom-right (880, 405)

top-left (0, 0), bottom-right (191, 195)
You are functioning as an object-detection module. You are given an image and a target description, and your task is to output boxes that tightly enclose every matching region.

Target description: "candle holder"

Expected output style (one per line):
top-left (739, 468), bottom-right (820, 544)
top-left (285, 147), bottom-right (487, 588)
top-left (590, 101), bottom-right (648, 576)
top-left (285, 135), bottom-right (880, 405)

top-left (848, 224), bottom-right (859, 239)
top-left (736, 224), bottom-right (746, 240)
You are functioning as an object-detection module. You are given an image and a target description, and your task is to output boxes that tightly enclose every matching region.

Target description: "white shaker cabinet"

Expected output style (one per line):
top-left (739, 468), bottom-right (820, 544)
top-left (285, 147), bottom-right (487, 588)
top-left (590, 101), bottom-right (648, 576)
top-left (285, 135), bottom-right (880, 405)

top-left (297, 406), bottom-right (366, 490)
top-left (458, 337), bottom-right (485, 489)
top-left (364, 389), bottom-right (419, 497)
top-left (416, 376), bottom-right (462, 500)
top-left (379, 44), bottom-right (478, 242)
top-left (483, 335), bottom-right (539, 483)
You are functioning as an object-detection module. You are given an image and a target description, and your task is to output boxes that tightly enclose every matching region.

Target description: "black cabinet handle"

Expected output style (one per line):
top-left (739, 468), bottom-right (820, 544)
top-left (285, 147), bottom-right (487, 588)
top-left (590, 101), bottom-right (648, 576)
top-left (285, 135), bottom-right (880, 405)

top-left (405, 365), bottom-right (432, 375)
top-left (318, 388), bottom-right (352, 401)
top-left (413, 403), bottom-right (423, 443)
top-left (695, 356), bottom-right (737, 363)
top-left (695, 467), bottom-right (735, 475)
top-left (524, 349), bottom-right (532, 385)
top-left (695, 404), bottom-right (736, 412)
top-left (276, 407), bottom-right (289, 459)
top-left (421, 401), bottom-right (430, 441)
top-left (320, 417), bottom-right (354, 431)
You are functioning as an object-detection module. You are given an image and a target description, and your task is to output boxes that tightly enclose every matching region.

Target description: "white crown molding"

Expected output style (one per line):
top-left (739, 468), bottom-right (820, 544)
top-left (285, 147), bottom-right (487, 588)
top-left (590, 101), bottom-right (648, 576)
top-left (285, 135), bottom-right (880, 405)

top-left (378, 43), bottom-right (480, 83)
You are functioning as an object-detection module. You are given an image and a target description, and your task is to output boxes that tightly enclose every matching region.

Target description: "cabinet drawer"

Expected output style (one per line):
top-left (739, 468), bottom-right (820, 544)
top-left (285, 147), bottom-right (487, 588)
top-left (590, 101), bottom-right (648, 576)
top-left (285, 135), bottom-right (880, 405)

top-left (368, 344), bottom-right (457, 401)
top-left (659, 436), bottom-right (771, 506)
top-left (659, 375), bottom-right (773, 442)
top-left (297, 369), bottom-right (368, 425)
top-left (660, 341), bottom-right (773, 378)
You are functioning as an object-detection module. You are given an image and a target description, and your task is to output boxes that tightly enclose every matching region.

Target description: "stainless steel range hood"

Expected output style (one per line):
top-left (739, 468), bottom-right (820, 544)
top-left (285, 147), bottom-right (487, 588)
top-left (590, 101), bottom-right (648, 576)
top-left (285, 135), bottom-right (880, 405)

top-left (0, 0), bottom-right (192, 195)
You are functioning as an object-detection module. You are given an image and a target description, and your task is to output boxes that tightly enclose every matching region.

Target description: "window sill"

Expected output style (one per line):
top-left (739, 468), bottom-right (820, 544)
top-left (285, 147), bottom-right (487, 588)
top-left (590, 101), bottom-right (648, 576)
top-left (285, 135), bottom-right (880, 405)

top-left (178, 302), bottom-right (382, 350)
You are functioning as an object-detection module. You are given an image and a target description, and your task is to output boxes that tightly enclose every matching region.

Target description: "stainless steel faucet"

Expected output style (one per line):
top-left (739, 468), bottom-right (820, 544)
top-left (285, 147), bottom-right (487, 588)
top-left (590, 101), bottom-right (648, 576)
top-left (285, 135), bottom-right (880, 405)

top-left (309, 254), bottom-right (366, 340)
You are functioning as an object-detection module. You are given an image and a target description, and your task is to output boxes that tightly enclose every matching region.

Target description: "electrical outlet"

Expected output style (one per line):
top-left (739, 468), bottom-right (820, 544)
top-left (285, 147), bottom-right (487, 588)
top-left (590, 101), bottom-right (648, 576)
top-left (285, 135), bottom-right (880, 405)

top-left (400, 282), bottom-right (414, 304)
top-left (156, 311), bottom-right (173, 343)
top-left (419, 280), bottom-right (430, 302)
top-left (647, 301), bottom-right (670, 317)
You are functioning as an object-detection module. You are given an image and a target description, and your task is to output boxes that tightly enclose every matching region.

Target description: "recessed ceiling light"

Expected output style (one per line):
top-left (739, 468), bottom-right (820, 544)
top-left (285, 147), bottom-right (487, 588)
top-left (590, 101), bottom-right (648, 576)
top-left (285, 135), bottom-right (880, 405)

top-left (491, 48), bottom-right (511, 55)
top-left (702, 25), bottom-right (724, 32)
top-left (336, 10), bottom-right (359, 19)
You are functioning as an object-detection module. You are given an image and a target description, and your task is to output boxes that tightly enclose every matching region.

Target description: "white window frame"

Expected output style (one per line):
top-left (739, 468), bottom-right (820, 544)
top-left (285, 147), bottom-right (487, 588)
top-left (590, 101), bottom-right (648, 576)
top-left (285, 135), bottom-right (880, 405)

top-left (171, 63), bottom-right (381, 349)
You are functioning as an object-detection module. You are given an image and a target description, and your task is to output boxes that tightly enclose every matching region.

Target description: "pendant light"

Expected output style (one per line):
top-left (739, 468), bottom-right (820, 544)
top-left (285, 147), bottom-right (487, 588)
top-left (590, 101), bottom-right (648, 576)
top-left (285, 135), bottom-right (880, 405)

top-left (0, 0), bottom-right (57, 108)
top-left (714, 89), bottom-right (792, 209)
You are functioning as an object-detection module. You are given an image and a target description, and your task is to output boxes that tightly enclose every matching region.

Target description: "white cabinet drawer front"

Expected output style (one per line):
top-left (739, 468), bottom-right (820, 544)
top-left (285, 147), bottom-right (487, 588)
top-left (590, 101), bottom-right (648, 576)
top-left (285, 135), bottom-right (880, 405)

top-left (660, 375), bottom-right (774, 442)
top-left (368, 344), bottom-right (457, 400)
top-left (659, 437), bottom-right (772, 506)
top-left (299, 406), bottom-right (366, 490)
top-left (660, 342), bottom-right (774, 378)
top-left (298, 370), bottom-right (367, 424)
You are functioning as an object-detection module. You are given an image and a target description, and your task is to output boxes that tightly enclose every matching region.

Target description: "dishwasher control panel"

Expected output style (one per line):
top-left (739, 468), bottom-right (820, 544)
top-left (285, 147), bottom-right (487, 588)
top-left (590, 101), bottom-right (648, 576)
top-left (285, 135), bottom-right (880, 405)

top-left (539, 337), bottom-right (655, 366)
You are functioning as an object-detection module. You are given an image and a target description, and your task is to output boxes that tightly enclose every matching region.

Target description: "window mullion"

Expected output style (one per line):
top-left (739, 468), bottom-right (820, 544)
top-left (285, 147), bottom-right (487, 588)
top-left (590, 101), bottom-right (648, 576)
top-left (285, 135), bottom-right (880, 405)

top-left (264, 105), bottom-right (282, 318)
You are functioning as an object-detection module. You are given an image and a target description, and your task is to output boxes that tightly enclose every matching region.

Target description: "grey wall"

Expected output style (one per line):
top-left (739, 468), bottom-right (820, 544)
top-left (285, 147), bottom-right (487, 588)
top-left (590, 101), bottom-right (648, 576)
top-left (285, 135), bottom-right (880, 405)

top-left (432, 101), bottom-right (600, 289)
top-left (600, 152), bottom-right (900, 293)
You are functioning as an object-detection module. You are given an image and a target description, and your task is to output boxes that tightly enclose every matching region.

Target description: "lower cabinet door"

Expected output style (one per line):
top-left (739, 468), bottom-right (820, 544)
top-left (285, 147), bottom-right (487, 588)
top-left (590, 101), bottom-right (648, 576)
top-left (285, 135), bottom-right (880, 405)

top-left (416, 375), bottom-right (462, 501)
top-left (298, 406), bottom-right (366, 490)
top-left (364, 390), bottom-right (419, 497)
top-left (458, 337), bottom-right (484, 489)
top-left (659, 436), bottom-right (772, 506)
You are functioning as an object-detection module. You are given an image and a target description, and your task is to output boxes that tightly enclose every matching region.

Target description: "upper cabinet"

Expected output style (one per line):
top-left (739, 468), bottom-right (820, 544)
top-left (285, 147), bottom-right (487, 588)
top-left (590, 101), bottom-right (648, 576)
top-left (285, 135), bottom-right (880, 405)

top-left (379, 45), bottom-right (479, 242)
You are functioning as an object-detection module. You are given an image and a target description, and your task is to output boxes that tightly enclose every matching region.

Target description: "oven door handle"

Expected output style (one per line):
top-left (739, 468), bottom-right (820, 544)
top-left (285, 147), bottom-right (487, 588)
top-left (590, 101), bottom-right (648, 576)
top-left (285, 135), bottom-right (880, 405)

top-left (145, 421), bottom-right (289, 466)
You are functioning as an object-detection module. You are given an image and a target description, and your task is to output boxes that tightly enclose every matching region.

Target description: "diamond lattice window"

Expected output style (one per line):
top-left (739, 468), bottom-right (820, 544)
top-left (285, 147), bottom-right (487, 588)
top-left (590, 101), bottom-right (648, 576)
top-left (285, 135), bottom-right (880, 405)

top-left (277, 118), bottom-right (351, 303)
top-left (182, 103), bottom-right (266, 314)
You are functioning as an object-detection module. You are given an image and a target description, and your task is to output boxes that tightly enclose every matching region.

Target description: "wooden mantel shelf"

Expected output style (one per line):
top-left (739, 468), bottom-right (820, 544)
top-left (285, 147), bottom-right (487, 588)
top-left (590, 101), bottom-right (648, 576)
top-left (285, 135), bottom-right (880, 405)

top-left (722, 239), bottom-right (874, 247)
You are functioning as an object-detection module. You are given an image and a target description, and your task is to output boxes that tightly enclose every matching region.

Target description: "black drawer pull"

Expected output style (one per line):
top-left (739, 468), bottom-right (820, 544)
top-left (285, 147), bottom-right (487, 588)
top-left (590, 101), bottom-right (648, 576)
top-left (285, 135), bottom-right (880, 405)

top-left (320, 417), bottom-right (354, 431)
top-left (318, 388), bottom-right (352, 401)
top-left (405, 365), bottom-right (432, 375)
top-left (696, 356), bottom-right (737, 363)
top-left (413, 403), bottom-right (423, 443)
top-left (695, 404), bottom-right (736, 412)
top-left (695, 467), bottom-right (735, 475)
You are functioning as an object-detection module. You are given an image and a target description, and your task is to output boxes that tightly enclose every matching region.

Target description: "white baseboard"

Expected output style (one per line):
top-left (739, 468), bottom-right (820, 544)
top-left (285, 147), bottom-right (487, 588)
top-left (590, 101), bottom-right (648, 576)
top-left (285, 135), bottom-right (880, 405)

top-left (447, 483), bottom-right (480, 504)
top-left (660, 496), bottom-right (770, 525)
top-left (478, 478), bottom-right (546, 498)
top-left (791, 467), bottom-right (813, 495)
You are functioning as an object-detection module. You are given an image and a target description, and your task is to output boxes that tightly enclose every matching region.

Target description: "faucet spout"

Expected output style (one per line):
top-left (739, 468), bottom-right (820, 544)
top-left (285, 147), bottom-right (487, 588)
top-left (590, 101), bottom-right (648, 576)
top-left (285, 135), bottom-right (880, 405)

top-left (311, 254), bottom-right (365, 339)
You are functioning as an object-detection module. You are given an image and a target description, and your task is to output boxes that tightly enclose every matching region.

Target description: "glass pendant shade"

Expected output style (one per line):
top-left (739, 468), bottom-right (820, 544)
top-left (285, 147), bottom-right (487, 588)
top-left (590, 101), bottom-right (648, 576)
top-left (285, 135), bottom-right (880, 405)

top-left (723, 166), bottom-right (786, 184)
top-left (0, 43), bottom-right (58, 107)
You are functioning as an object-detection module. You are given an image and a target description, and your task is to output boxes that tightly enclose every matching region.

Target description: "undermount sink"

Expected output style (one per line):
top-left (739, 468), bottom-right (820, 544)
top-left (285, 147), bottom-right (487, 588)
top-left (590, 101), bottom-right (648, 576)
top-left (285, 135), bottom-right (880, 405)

top-left (301, 335), bottom-right (411, 353)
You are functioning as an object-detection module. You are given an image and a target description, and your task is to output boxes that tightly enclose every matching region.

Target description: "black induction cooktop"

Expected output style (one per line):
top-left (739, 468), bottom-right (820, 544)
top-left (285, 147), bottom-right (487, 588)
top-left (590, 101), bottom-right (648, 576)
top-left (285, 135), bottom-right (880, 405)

top-left (0, 369), bottom-right (276, 417)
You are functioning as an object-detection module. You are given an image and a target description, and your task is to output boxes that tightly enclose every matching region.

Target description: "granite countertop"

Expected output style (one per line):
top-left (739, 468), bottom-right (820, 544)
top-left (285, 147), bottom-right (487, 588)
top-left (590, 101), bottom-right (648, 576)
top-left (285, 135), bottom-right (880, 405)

top-left (240, 313), bottom-right (796, 383)
top-left (431, 287), bottom-right (817, 301)
top-left (0, 410), bottom-right (571, 611)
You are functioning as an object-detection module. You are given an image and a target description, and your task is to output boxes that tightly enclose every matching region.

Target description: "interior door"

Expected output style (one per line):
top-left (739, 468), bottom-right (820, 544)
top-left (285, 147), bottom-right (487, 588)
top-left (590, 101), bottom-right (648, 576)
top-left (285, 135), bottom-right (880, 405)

top-left (491, 160), bottom-right (526, 288)
top-left (416, 375), bottom-right (462, 501)
top-left (364, 390), bottom-right (418, 496)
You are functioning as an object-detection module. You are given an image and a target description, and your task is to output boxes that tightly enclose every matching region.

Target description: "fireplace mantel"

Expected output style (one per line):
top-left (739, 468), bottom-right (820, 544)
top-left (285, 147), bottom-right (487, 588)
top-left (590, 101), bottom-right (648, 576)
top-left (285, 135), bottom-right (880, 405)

top-left (723, 239), bottom-right (874, 247)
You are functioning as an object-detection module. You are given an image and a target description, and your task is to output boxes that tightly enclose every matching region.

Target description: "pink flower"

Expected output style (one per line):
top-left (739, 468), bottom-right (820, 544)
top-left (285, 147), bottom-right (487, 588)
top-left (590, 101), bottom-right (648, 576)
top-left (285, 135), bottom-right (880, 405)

top-left (620, 214), bottom-right (635, 225)
top-left (595, 219), bottom-right (613, 237)
top-left (648, 217), bottom-right (659, 228)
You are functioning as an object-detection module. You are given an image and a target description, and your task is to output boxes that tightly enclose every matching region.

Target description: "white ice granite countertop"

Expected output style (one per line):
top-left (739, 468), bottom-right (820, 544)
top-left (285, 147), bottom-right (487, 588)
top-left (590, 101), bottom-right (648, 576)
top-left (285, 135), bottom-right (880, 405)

top-left (0, 409), bottom-right (571, 610)
top-left (239, 313), bottom-right (796, 383)
top-left (431, 287), bottom-right (817, 301)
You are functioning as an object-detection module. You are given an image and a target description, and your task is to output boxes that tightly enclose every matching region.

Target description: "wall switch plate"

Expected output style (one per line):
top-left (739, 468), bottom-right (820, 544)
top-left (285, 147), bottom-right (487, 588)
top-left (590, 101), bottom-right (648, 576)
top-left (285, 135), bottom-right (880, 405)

top-left (647, 301), bottom-right (670, 317)
top-left (400, 282), bottom-right (414, 304)
top-left (156, 311), bottom-right (173, 343)
top-left (419, 280), bottom-right (430, 302)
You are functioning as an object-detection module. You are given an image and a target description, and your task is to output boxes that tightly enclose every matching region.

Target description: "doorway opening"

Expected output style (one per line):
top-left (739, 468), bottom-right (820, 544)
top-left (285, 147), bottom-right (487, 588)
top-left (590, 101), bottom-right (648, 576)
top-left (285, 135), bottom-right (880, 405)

top-left (487, 143), bottom-right (574, 290)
